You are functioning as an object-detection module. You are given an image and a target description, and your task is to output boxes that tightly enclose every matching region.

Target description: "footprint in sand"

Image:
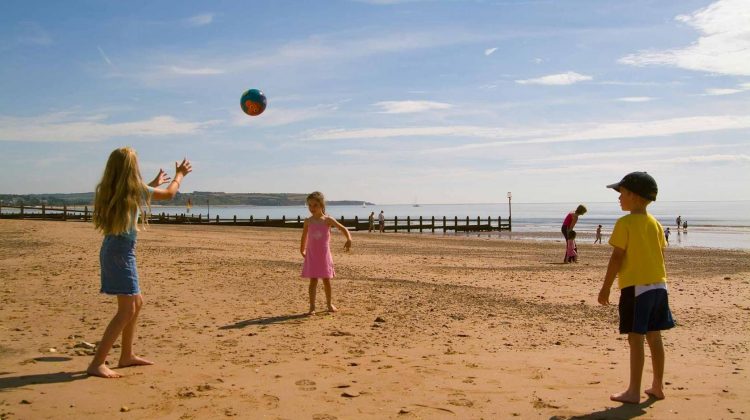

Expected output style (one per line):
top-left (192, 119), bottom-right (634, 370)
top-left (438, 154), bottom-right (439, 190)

top-left (312, 415), bottom-right (337, 420)
top-left (295, 379), bottom-right (317, 391)
top-left (260, 394), bottom-right (279, 409)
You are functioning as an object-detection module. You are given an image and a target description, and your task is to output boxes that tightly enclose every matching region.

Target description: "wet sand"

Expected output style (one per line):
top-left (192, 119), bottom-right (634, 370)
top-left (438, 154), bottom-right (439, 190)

top-left (1, 219), bottom-right (749, 419)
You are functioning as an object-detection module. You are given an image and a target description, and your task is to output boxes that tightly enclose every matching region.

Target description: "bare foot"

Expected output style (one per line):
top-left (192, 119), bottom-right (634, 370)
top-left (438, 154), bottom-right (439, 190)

top-left (87, 364), bottom-right (122, 378)
top-left (118, 355), bottom-right (154, 368)
top-left (326, 304), bottom-right (338, 313)
top-left (644, 388), bottom-right (665, 400)
top-left (610, 390), bottom-right (640, 404)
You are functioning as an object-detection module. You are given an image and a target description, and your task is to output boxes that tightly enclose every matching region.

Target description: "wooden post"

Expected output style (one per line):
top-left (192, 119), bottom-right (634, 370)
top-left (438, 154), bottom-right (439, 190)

top-left (297, 215), bottom-right (301, 223)
top-left (42, 204), bottom-right (46, 219)
top-left (233, 215), bottom-right (237, 224)
top-left (431, 216), bottom-right (435, 233)
top-left (198, 214), bottom-right (202, 222)
top-left (407, 216), bottom-right (411, 233)
top-left (477, 216), bottom-right (480, 229)
top-left (487, 216), bottom-right (491, 230)
top-left (63, 204), bottom-right (67, 221)
top-left (20, 204), bottom-right (24, 219)
top-left (282, 215), bottom-right (286, 223)
top-left (394, 216), bottom-right (398, 233)
top-left (215, 215), bottom-right (219, 223)
top-left (465, 216), bottom-right (469, 233)
top-left (84, 205), bottom-right (89, 222)
top-left (454, 216), bottom-right (458, 229)
top-left (354, 215), bottom-right (359, 231)
top-left (419, 216), bottom-right (423, 233)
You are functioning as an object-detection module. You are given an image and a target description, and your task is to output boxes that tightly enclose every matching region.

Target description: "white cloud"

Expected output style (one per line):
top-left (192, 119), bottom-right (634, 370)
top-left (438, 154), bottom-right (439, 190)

top-left (373, 100), bottom-right (452, 114)
top-left (305, 115), bottom-right (750, 153)
top-left (485, 47), bottom-right (498, 56)
top-left (185, 13), bottom-right (215, 27)
top-left (703, 83), bottom-right (750, 95)
top-left (232, 104), bottom-right (339, 127)
top-left (166, 65), bottom-right (225, 75)
top-left (704, 88), bottom-right (744, 96)
top-left (617, 96), bottom-right (656, 102)
top-left (516, 71), bottom-right (592, 85)
top-left (669, 154), bottom-right (750, 163)
top-left (619, 0), bottom-right (750, 76)
top-left (533, 58), bottom-right (544, 64)
top-left (0, 113), bottom-right (220, 142)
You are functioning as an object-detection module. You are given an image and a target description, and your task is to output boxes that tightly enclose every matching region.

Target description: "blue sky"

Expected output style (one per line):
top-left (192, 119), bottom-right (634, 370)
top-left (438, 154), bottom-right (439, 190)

top-left (1, 0), bottom-right (748, 204)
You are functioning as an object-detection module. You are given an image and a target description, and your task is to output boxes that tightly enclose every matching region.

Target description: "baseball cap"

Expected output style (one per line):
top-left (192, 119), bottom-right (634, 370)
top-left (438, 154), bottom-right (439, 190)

top-left (606, 171), bottom-right (658, 201)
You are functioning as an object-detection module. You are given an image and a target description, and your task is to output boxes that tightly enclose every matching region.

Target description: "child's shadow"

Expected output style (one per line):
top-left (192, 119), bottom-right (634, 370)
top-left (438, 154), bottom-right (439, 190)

top-left (219, 313), bottom-right (310, 330)
top-left (559, 396), bottom-right (657, 419)
top-left (0, 371), bottom-right (88, 390)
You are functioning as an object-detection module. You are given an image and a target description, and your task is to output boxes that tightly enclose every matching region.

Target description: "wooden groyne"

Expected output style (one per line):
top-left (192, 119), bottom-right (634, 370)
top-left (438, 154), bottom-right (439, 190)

top-left (0, 204), bottom-right (511, 232)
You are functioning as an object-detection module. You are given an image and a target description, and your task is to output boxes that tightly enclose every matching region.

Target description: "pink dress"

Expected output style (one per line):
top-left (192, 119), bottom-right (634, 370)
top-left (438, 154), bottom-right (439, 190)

top-left (301, 222), bottom-right (335, 279)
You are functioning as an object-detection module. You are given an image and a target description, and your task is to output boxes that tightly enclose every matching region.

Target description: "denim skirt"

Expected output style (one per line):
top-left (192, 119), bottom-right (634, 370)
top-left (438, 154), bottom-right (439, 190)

top-left (99, 235), bottom-right (140, 295)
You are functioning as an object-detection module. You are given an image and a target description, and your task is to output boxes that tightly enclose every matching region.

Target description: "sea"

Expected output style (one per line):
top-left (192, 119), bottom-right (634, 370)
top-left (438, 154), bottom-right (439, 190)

top-left (143, 201), bottom-right (750, 251)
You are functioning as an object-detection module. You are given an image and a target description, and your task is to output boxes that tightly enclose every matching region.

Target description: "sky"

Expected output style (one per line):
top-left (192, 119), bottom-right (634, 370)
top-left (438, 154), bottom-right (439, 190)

top-left (1, 0), bottom-right (748, 204)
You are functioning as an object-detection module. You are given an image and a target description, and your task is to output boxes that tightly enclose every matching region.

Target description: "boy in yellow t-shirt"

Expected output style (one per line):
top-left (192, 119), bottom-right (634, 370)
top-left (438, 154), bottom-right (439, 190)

top-left (598, 171), bottom-right (675, 405)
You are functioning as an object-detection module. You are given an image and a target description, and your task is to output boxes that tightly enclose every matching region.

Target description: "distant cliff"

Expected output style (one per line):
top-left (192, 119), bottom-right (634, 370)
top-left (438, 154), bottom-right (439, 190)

top-left (0, 192), bottom-right (373, 207)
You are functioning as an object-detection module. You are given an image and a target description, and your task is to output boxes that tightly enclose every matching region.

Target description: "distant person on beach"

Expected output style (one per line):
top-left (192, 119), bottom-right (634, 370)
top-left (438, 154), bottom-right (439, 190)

top-left (683, 220), bottom-right (688, 231)
top-left (598, 171), bottom-right (674, 404)
top-left (565, 230), bottom-right (578, 263)
top-left (300, 191), bottom-right (352, 315)
top-left (368, 211), bottom-right (375, 232)
top-left (594, 224), bottom-right (603, 244)
top-left (88, 147), bottom-right (192, 378)
top-left (665, 227), bottom-right (670, 245)
top-left (378, 210), bottom-right (385, 233)
top-left (561, 204), bottom-right (587, 262)
top-left (676, 215), bottom-right (681, 230)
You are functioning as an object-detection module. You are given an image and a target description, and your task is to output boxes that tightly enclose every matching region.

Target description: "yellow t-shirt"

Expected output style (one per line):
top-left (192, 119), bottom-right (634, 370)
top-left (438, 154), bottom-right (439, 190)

top-left (609, 213), bottom-right (667, 289)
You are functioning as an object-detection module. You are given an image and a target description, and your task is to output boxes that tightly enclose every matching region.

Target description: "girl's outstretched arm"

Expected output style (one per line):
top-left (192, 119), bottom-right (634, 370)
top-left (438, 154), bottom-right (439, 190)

top-left (152, 158), bottom-right (192, 201)
top-left (300, 219), bottom-right (309, 257)
top-left (327, 216), bottom-right (352, 251)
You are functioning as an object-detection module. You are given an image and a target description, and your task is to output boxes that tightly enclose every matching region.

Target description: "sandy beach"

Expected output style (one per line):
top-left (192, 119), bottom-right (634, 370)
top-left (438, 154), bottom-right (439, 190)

top-left (1, 219), bottom-right (749, 419)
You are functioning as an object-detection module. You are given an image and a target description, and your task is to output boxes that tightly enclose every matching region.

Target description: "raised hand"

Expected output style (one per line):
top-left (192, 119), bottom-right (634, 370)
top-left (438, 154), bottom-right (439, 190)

top-left (175, 158), bottom-right (192, 177)
top-left (149, 168), bottom-right (171, 187)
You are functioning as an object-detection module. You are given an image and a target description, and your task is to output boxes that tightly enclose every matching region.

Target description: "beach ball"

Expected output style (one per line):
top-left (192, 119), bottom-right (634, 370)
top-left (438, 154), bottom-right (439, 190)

top-left (240, 89), bottom-right (267, 116)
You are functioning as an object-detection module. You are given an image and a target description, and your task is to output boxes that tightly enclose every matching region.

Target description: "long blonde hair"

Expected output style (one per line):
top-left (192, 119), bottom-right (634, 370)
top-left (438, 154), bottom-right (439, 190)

top-left (93, 147), bottom-right (149, 235)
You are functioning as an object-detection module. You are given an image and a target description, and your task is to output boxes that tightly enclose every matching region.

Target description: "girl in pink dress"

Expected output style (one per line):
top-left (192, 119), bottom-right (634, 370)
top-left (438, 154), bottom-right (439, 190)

top-left (300, 191), bottom-right (352, 314)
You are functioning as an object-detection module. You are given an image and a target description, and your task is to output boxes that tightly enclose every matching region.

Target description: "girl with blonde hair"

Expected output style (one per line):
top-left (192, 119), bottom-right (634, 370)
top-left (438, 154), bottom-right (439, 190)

top-left (300, 191), bottom-right (352, 314)
top-left (88, 147), bottom-right (191, 378)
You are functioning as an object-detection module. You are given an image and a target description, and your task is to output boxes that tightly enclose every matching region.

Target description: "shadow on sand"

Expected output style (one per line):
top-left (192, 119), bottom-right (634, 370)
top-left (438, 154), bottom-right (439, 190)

top-left (0, 371), bottom-right (88, 390)
top-left (554, 396), bottom-right (657, 419)
top-left (219, 313), bottom-right (310, 330)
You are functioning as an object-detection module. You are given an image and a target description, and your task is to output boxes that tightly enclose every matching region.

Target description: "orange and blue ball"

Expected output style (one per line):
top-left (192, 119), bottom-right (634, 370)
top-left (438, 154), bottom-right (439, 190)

top-left (240, 89), bottom-right (267, 116)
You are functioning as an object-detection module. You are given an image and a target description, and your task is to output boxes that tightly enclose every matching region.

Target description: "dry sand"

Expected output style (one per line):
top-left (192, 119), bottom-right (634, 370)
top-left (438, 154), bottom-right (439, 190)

top-left (1, 219), bottom-right (749, 419)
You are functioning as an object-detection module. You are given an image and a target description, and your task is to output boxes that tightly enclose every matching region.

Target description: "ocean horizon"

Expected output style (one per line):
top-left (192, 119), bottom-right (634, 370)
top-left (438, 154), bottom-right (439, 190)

top-left (148, 200), bottom-right (749, 251)
top-left (4, 200), bottom-right (748, 250)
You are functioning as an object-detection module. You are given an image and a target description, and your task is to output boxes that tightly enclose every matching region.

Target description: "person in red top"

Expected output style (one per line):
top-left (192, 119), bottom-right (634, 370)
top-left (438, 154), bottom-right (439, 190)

top-left (561, 204), bottom-right (587, 262)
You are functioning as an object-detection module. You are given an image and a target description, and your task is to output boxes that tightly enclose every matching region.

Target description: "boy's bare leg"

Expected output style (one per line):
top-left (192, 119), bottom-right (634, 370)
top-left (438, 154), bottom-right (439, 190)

top-left (87, 295), bottom-right (137, 378)
top-left (118, 294), bottom-right (154, 368)
top-left (308, 279), bottom-right (318, 315)
top-left (644, 331), bottom-right (666, 399)
top-left (322, 279), bottom-right (337, 312)
top-left (611, 333), bottom-right (645, 404)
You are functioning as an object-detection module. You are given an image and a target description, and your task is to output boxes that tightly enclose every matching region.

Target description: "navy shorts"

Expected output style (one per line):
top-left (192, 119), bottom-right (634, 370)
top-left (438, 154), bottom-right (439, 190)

top-left (99, 235), bottom-right (140, 295)
top-left (618, 286), bottom-right (675, 334)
